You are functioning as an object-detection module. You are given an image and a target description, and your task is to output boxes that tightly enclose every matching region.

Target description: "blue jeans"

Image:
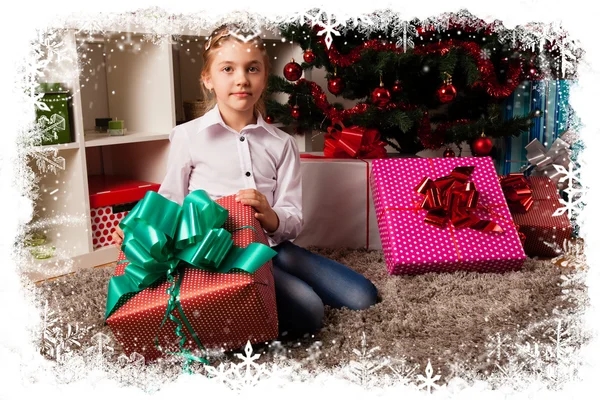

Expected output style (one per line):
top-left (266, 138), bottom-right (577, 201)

top-left (271, 241), bottom-right (379, 338)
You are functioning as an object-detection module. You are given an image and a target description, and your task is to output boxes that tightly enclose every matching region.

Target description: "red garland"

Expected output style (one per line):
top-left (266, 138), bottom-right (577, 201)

top-left (296, 78), bottom-right (473, 149)
top-left (296, 78), bottom-right (417, 122)
top-left (319, 33), bottom-right (532, 99)
top-left (413, 40), bottom-right (526, 98)
top-left (327, 40), bottom-right (402, 67)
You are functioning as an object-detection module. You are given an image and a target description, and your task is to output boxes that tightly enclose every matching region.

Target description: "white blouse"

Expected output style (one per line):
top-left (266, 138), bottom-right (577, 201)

top-left (158, 104), bottom-right (303, 246)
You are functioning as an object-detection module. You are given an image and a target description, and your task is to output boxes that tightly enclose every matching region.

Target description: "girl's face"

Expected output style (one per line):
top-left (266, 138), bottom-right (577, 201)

top-left (202, 40), bottom-right (267, 118)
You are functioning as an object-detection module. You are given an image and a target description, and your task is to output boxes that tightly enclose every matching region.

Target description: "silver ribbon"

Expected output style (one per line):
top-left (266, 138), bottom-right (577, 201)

top-left (522, 138), bottom-right (572, 189)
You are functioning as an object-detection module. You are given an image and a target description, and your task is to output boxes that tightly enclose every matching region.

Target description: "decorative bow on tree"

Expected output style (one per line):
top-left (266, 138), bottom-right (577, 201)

top-left (324, 120), bottom-right (387, 159)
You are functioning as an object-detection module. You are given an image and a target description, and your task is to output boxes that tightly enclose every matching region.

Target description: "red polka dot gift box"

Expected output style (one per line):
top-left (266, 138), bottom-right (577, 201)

top-left (88, 175), bottom-right (161, 250)
top-left (105, 193), bottom-right (278, 363)
top-left (370, 157), bottom-right (526, 275)
top-left (502, 175), bottom-right (572, 258)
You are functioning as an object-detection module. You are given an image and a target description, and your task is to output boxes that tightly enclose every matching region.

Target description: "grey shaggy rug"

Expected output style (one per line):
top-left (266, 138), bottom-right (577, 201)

top-left (29, 247), bottom-right (590, 389)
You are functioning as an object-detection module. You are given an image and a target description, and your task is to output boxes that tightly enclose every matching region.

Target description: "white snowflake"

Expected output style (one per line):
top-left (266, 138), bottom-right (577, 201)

top-left (416, 359), bottom-right (442, 393)
top-left (203, 340), bottom-right (291, 391)
top-left (38, 300), bottom-right (94, 363)
top-left (394, 21), bottom-right (416, 51)
top-left (510, 311), bottom-right (588, 391)
top-left (37, 114), bottom-right (66, 142)
top-left (387, 356), bottom-right (419, 386)
top-left (278, 9), bottom-right (324, 27)
top-left (28, 148), bottom-right (66, 174)
top-left (491, 360), bottom-right (529, 390)
top-left (314, 12), bottom-right (344, 50)
top-left (558, 268), bottom-right (588, 301)
top-left (85, 332), bottom-right (115, 368)
top-left (485, 333), bottom-right (513, 361)
top-left (515, 340), bottom-right (547, 375)
top-left (480, 48), bottom-right (491, 60)
top-left (550, 34), bottom-right (582, 78)
top-left (552, 163), bottom-right (586, 219)
top-left (345, 332), bottom-right (389, 388)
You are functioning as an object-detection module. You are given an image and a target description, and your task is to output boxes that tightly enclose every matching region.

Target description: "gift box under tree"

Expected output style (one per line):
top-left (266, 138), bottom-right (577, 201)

top-left (371, 157), bottom-right (526, 275)
top-left (295, 153), bottom-right (385, 249)
top-left (501, 174), bottom-right (572, 258)
top-left (105, 191), bottom-right (278, 363)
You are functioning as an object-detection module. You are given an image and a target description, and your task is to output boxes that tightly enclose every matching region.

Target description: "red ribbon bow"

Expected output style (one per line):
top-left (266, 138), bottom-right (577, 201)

top-left (499, 173), bottom-right (534, 214)
top-left (324, 120), bottom-right (387, 159)
top-left (415, 166), bottom-right (504, 233)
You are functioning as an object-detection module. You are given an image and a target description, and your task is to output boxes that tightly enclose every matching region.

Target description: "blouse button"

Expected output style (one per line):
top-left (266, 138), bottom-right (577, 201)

top-left (240, 136), bottom-right (245, 142)
top-left (245, 171), bottom-right (251, 177)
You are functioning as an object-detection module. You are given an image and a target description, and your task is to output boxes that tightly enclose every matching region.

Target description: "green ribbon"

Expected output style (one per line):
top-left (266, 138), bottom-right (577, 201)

top-left (104, 189), bottom-right (277, 365)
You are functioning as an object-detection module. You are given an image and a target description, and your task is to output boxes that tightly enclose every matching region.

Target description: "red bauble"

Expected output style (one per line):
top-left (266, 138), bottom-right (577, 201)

top-left (328, 76), bottom-right (345, 95)
top-left (371, 87), bottom-right (391, 107)
top-left (303, 49), bottom-right (316, 63)
top-left (265, 115), bottom-right (274, 124)
top-left (392, 80), bottom-right (403, 95)
top-left (443, 148), bottom-right (455, 157)
top-left (291, 105), bottom-right (300, 119)
top-left (283, 59), bottom-right (302, 81)
top-left (437, 83), bottom-right (457, 103)
top-left (471, 135), bottom-right (493, 156)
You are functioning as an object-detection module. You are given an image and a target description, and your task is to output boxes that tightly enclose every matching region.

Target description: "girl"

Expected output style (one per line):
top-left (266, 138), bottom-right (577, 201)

top-left (113, 24), bottom-right (379, 339)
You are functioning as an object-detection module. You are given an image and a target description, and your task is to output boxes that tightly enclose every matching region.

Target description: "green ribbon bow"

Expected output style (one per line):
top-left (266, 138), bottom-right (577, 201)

top-left (104, 189), bottom-right (277, 366)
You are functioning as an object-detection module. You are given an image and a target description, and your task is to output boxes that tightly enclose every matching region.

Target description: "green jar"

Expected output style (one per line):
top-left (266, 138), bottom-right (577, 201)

top-left (35, 83), bottom-right (73, 145)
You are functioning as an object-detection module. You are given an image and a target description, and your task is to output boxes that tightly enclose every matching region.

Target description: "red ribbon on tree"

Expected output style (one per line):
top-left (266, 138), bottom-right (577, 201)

top-left (324, 120), bottom-right (388, 159)
top-left (415, 166), bottom-right (504, 233)
top-left (499, 173), bottom-right (534, 214)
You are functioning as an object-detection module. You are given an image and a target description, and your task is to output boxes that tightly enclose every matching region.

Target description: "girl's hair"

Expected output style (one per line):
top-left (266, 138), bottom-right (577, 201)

top-left (198, 24), bottom-right (271, 118)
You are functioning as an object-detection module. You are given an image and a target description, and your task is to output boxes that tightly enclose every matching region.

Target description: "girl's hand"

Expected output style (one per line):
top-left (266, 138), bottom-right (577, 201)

top-left (235, 189), bottom-right (279, 233)
top-left (112, 225), bottom-right (124, 246)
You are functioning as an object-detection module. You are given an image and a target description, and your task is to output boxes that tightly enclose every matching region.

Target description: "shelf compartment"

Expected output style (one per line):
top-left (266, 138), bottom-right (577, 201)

top-left (77, 31), bottom-right (175, 146)
top-left (26, 147), bottom-right (90, 264)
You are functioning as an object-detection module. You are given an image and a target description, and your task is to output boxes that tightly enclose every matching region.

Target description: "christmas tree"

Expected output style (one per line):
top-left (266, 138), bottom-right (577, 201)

top-left (264, 10), bottom-right (583, 156)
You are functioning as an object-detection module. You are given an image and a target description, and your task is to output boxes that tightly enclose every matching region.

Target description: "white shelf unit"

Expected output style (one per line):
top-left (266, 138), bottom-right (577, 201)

top-left (26, 27), bottom-right (310, 282)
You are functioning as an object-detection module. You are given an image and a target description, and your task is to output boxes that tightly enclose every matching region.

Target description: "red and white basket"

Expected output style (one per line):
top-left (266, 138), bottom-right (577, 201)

top-left (88, 175), bottom-right (161, 250)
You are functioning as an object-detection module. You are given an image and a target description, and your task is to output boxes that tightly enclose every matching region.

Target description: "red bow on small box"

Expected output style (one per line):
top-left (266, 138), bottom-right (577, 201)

top-left (415, 166), bottom-right (504, 233)
top-left (499, 173), bottom-right (534, 214)
top-left (324, 120), bottom-right (387, 159)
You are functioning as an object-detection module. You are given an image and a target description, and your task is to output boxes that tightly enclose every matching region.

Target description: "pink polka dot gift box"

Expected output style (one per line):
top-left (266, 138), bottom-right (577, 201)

top-left (106, 194), bottom-right (278, 362)
top-left (370, 157), bottom-right (526, 275)
top-left (88, 175), bottom-right (161, 250)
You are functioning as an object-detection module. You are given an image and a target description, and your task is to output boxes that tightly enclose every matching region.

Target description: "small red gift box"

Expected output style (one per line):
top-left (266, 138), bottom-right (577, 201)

top-left (105, 194), bottom-right (278, 362)
top-left (88, 175), bottom-right (161, 250)
top-left (506, 176), bottom-right (573, 257)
